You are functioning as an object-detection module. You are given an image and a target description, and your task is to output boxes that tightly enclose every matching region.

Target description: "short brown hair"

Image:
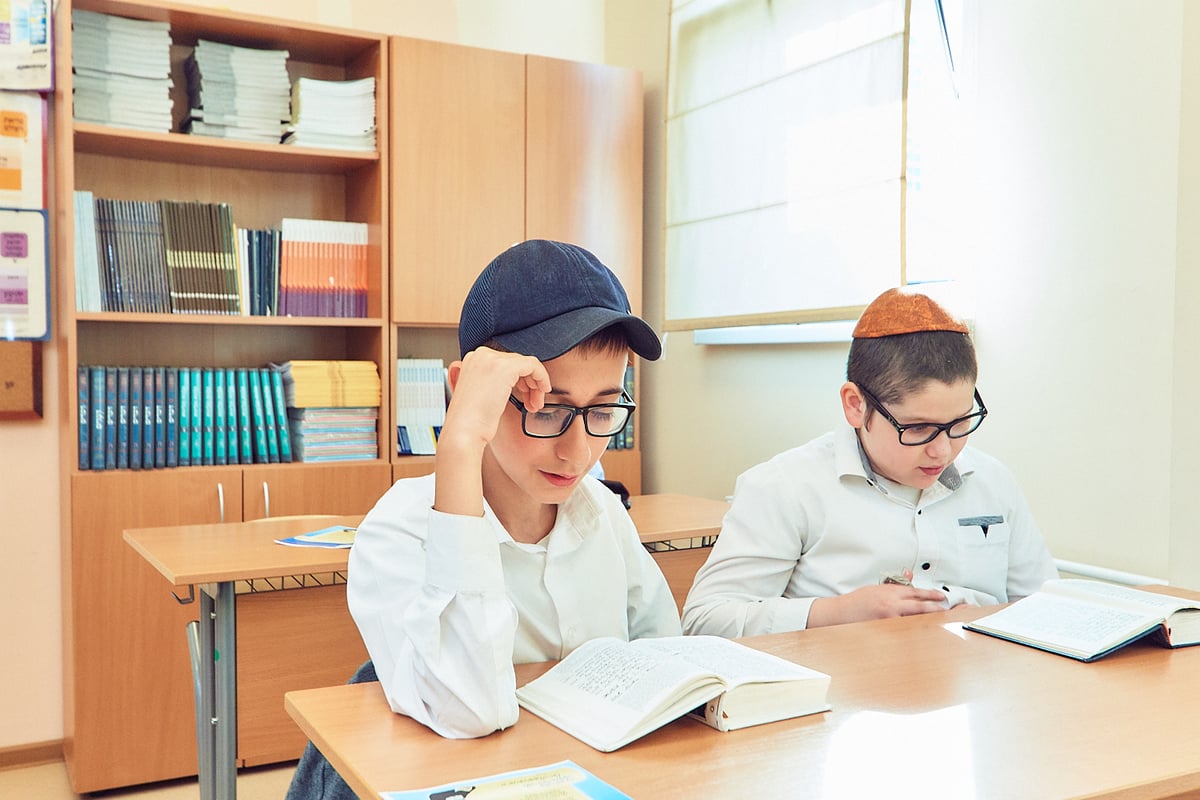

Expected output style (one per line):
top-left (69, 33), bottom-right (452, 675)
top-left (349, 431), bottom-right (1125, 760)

top-left (847, 330), bottom-right (977, 406)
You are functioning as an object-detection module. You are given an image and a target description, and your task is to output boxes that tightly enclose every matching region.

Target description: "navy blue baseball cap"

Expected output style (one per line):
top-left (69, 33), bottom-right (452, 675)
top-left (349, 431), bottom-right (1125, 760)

top-left (458, 239), bottom-right (662, 362)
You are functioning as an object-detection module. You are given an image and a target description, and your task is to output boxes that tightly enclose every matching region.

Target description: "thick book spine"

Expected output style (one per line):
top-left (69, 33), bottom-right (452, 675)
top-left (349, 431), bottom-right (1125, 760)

top-left (189, 368), bottom-right (203, 463)
top-left (142, 367), bottom-right (155, 469)
top-left (249, 368), bottom-right (269, 463)
top-left (104, 366), bottom-right (117, 470)
top-left (128, 366), bottom-right (142, 470)
top-left (116, 366), bottom-right (130, 469)
top-left (214, 368), bottom-right (227, 465)
top-left (236, 368), bottom-right (253, 464)
top-left (159, 367), bottom-right (172, 468)
top-left (269, 368), bottom-right (293, 463)
top-left (201, 367), bottom-right (215, 465)
top-left (177, 366), bottom-right (191, 466)
top-left (77, 365), bottom-right (90, 470)
top-left (90, 365), bottom-right (106, 470)
top-left (260, 368), bottom-right (280, 463)
top-left (225, 368), bottom-right (239, 464)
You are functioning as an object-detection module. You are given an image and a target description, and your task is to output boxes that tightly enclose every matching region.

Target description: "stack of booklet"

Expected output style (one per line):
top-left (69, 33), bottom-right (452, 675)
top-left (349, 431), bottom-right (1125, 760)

top-left (184, 39), bottom-right (291, 144)
top-left (71, 9), bottom-right (173, 132)
top-left (284, 76), bottom-right (377, 151)
top-left (272, 360), bottom-right (381, 463)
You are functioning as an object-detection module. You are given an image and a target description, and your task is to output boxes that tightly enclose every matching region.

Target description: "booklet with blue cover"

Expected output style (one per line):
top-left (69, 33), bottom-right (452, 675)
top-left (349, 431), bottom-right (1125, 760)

top-left (380, 760), bottom-right (631, 800)
top-left (273, 524), bottom-right (356, 548)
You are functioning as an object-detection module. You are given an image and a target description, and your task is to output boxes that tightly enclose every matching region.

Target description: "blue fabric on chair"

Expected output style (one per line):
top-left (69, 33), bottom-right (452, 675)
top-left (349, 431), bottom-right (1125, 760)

top-left (285, 660), bottom-right (377, 800)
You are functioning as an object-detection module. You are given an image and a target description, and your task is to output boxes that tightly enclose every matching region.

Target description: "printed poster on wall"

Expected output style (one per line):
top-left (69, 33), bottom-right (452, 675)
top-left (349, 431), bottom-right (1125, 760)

top-left (0, 89), bottom-right (45, 209)
top-left (0, 206), bottom-right (48, 340)
top-left (0, 0), bottom-right (52, 91)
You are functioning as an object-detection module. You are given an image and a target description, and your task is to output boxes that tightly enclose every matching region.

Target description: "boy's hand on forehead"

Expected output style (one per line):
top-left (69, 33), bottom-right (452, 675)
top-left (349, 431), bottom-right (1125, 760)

top-left (444, 347), bottom-right (552, 446)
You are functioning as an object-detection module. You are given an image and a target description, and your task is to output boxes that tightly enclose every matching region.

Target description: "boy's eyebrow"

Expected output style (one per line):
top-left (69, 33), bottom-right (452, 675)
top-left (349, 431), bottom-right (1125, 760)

top-left (546, 385), bottom-right (625, 401)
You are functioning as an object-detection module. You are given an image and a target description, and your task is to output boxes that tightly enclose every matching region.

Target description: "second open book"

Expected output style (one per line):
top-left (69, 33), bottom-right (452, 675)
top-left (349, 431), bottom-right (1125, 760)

top-left (515, 635), bottom-right (831, 752)
top-left (964, 578), bottom-right (1200, 661)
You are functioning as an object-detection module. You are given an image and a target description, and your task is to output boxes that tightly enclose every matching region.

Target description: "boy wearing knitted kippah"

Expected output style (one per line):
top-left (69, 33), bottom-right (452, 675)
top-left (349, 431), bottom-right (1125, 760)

top-left (682, 288), bottom-right (1058, 637)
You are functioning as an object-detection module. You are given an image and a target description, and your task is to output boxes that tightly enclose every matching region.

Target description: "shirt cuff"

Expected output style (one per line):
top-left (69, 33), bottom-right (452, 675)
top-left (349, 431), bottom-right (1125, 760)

top-left (766, 596), bottom-right (817, 632)
top-left (424, 508), bottom-right (506, 594)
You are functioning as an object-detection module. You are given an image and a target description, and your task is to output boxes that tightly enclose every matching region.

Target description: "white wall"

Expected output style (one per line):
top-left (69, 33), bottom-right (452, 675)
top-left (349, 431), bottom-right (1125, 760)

top-left (969, 1), bottom-right (1183, 581)
top-left (641, 0), bottom-right (1198, 588)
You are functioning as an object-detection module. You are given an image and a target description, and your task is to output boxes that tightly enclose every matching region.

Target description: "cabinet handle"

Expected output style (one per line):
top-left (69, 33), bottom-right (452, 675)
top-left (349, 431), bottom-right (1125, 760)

top-left (217, 482), bottom-right (225, 523)
top-left (262, 481), bottom-right (270, 519)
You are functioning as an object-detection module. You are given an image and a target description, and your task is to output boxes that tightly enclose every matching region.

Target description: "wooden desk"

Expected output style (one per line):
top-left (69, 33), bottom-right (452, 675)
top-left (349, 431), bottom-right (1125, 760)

top-left (627, 493), bottom-right (727, 613)
top-left (626, 492), bottom-right (728, 545)
top-left (285, 598), bottom-right (1200, 800)
top-left (125, 514), bottom-right (362, 800)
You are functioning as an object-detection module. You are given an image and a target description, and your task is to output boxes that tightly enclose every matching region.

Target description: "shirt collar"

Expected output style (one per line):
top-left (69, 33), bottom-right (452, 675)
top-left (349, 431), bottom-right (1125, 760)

top-left (834, 422), bottom-right (973, 491)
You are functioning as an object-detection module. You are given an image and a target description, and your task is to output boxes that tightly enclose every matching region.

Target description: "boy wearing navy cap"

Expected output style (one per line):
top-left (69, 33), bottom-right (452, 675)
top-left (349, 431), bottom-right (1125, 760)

top-left (348, 240), bottom-right (680, 739)
top-left (682, 287), bottom-right (1058, 637)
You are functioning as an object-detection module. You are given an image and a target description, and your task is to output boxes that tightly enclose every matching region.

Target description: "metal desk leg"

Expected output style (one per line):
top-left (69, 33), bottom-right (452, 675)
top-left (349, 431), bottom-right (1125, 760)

top-left (187, 590), bottom-right (217, 800)
top-left (213, 580), bottom-right (238, 800)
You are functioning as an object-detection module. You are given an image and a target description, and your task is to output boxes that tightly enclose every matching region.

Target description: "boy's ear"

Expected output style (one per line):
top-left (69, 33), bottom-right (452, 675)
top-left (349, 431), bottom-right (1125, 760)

top-left (446, 361), bottom-right (463, 394)
top-left (841, 381), bottom-right (868, 429)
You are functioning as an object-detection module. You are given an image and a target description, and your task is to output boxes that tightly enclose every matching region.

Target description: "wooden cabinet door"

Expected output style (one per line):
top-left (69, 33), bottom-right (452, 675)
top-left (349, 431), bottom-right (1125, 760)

top-left (525, 56), bottom-right (645, 314)
top-left (241, 462), bottom-right (391, 520)
top-left (390, 37), bottom-right (526, 325)
top-left (67, 470), bottom-right (244, 792)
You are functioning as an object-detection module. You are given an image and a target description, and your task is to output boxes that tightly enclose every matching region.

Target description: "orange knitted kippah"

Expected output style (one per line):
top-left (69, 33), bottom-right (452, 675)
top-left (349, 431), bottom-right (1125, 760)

top-left (852, 287), bottom-right (969, 338)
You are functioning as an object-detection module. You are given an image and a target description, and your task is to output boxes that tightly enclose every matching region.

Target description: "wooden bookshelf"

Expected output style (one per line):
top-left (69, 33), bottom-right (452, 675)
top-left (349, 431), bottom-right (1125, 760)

top-left (54, 0), bottom-right (390, 791)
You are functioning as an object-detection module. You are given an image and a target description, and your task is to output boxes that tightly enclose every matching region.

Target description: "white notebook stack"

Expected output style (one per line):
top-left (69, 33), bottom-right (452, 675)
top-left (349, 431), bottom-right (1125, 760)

top-left (284, 76), bottom-right (377, 151)
top-left (71, 9), bottom-right (173, 133)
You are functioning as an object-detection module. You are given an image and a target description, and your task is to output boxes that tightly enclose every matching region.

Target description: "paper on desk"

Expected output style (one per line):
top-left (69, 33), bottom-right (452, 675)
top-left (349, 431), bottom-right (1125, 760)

top-left (381, 759), bottom-right (631, 799)
top-left (274, 525), bottom-right (356, 548)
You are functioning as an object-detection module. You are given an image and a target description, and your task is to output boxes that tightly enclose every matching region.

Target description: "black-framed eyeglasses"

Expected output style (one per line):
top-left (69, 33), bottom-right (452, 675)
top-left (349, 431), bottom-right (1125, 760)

top-left (507, 391), bottom-right (636, 438)
top-left (858, 384), bottom-right (987, 446)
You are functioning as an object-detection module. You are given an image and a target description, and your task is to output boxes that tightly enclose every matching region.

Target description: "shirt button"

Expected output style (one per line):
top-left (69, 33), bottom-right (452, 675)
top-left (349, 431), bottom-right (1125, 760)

top-left (921, 562), bottom-right (931, 570)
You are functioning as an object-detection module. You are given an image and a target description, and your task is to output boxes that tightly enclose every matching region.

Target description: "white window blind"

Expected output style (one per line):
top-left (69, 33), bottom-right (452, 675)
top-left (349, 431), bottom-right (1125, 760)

top-left (665, 0), bottom-right (911, 331)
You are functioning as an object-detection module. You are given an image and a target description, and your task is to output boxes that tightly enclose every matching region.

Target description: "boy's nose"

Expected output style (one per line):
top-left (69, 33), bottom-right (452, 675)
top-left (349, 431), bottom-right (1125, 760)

top-left (925, 430), bottom-right (953, 457)
top-left (555, 414), bottom-right (594, 466)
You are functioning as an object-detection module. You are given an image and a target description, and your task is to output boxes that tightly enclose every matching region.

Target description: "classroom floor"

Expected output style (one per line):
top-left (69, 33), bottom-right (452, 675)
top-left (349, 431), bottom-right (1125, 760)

top-left (0, 760), bottom-right (295, 799)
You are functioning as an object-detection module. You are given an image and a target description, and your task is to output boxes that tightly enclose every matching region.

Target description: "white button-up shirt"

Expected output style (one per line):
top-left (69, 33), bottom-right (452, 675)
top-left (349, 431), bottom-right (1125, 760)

top-left (682, 425), bottom-right (1058, 638)
top-left (348, 473), bottom-right (681, 739)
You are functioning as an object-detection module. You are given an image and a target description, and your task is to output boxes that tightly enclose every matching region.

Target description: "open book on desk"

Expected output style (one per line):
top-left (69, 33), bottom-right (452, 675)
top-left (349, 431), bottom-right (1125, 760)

top-left (963, 578), bottom-right (1200, 662)
top-left (515, 635), bottom-right (831, 752)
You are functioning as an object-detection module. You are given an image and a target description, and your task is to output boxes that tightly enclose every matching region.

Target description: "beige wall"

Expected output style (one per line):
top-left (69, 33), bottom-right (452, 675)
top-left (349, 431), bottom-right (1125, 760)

top-left (7, 0), bottom-right (1200, 754)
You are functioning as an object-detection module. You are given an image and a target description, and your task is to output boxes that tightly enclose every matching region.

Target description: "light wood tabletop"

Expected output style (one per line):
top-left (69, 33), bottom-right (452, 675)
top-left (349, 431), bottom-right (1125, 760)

top-left (286, 594), bottom-right (1200, 800)
top-left (627, 492), bottom-right (728, 545)
top-left (123, 514), bottom-right (362, 586)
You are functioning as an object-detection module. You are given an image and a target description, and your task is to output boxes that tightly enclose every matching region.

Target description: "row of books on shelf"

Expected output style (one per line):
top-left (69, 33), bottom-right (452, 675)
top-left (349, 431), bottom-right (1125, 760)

top-left (395, 358), bottom-right (447, 456)
top-left (76, 364), bottom-right (380, 470)
top-left (72, 8), bottom-right (377, 150)
top-left (73, 191), bottom-right (369, 318)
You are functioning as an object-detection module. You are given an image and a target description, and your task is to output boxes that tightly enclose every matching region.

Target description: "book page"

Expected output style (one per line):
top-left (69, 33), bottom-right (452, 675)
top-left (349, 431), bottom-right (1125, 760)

top-left (516, 638), bottom-right (723, 751)
top-left (636, 635), bottom-right (826, 689)
top-left (971, 591), bottom-right (1153, 653)
top-left (1052, 579), bottom-right (1200, 615)
top-left (531, 638), bottom-right (709, 712)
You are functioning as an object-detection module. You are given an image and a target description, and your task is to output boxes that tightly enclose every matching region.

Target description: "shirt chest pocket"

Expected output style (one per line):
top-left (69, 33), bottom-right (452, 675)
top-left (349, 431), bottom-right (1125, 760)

top-left (954, 515), bottom-right (1010, 585)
